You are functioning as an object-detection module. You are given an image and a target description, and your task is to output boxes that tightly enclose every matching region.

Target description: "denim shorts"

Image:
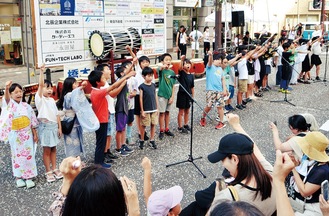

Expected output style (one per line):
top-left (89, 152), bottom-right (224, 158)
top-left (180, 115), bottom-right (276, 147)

top-left (229, 85), bottom-right (234, 99)
top-left (107, 113), bottom-right (115, 136)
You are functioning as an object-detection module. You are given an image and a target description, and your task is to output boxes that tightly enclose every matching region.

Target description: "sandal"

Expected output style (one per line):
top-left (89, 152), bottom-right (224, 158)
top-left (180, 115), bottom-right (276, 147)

top-left (45, 171), bottom-right (56, 183)
top-left (16, 179), bottom-right (26, 188)
top-left (25, 179), bottom-right (36, 189)
top-left (52, 169), bottom-right (63, 180)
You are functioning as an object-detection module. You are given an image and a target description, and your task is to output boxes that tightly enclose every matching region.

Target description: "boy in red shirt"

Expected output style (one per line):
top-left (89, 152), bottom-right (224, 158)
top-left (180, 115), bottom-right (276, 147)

top-left (88, 69), bottom-right (135, 168)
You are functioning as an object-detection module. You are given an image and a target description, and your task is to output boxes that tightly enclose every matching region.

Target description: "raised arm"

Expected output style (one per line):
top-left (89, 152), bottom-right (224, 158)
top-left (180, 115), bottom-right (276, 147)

top-left (141, 157), bottom-right (152, 205)
top-left (4, 80), bottom-right (12, 104)
top-left (228, 53), bottom-right (242, 66)
top-left (227, 113), bottom-right (265, 161)
top-left (126, 45), bottom-right (137, 61)
top-left (273, 150), bottom-right (295, 216)
top-left (207, 51), bottom-right (213, 67)
top-left (269, 122), bottom-right (294, 152)
top-left (37, 64), bottom-right (46, 98)
top-left (179, 55), bottom-right (185, 71)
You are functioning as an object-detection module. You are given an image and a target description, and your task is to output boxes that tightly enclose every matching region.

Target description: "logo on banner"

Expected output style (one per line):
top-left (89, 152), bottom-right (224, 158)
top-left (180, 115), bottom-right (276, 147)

top-left (61, 0), bottom-right (75, 16)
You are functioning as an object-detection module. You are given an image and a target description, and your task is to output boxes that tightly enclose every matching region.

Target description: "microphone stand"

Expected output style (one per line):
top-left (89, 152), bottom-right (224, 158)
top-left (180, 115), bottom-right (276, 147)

top-left (324, 43), bottom-right (328, 84)
top-left (270, 50), bottom-right (297, 106)
top-left (166, 76), bottom-right (207, 178)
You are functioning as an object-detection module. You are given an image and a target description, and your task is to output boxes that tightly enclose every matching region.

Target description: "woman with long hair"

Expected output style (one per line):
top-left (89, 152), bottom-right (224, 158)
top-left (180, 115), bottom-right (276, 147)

top-left (180, 114), bottom-right (276, 216)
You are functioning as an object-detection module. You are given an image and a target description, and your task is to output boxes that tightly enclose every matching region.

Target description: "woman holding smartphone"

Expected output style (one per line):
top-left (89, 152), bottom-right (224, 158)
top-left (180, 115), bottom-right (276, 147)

top-left (287, 132), bottom-right (329, 215)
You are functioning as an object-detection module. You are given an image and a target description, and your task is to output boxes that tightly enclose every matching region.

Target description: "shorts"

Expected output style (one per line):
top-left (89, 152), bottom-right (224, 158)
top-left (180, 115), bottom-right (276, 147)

top-left (206, 90), bottom-right (225, 108)
top-left (141, 112), bottom-right (158, 127)
top-left (176, 91), bottom-right (191, 109)
top-left (302, 55), bottom-right (311, 72)
top-left (248, 75), bottom-right (255, 84)
top-left (107, 113), bottom-right (115, 136)
top-left (38, 121), bottom-right (60, 147)
top-left (311, 54), bottom-right (322, 66)
top-left (134, 94), bottom-right (141, 115)
top-left (158, 96), bottom-right (173, 113)
top-left (115, 112), bottom-right (127, 132)
top-left (238, 79), bottom-right (248, 93)
top-left (229, 85), bottom-right (234, 99)
top-left (191, 42), bottom-right (200, 50)
top-left (265, 65), bottom-right (271, 74)
top-left (127, 109), bottom-right (134, 124)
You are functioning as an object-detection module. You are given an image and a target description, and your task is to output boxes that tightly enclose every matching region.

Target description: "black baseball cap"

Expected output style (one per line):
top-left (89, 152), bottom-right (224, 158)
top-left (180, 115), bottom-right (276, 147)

top-left (208, 133), bottom-right (254, 163)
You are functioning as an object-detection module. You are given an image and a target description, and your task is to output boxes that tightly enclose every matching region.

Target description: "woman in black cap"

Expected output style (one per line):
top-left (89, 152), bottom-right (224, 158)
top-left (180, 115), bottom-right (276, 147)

top-left (180, 114), bottom-right (276, 216)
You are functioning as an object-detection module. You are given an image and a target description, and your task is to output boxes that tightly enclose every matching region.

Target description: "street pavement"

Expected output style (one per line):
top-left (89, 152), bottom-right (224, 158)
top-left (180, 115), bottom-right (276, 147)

top-left (0, 53), bottom-right (329, 215)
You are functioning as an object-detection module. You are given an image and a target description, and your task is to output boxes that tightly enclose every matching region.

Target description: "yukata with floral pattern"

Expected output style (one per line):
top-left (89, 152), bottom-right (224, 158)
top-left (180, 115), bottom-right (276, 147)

top-left (0, 99), bottom-right (38, 179)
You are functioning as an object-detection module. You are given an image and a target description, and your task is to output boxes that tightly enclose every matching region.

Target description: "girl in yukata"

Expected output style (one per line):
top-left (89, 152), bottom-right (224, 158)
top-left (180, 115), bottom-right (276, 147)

top-left (56, 77), bottom-right (87, 164)
top-left (0, 81), bottom-right (38, 188)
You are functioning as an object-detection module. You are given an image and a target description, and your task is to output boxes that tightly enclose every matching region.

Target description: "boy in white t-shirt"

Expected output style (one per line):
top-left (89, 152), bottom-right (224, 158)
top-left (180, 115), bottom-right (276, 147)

top-left (236, 47), bottom-right (260, 110)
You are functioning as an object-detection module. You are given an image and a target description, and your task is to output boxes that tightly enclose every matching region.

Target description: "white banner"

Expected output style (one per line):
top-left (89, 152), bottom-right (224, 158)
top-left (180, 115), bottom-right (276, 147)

top-left (174, 0), bottom-right (201, 7)
top-left (43, 51), bottom-right (85, 65)
top-left (63, 60), bottom-right (96, 78)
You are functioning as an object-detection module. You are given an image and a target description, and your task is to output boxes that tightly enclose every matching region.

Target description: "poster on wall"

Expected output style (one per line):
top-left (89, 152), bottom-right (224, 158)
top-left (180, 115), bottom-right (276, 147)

top-left (34, 0), bottom-right (166, 68)
top-left (0, 31), bottom-right (11, 45)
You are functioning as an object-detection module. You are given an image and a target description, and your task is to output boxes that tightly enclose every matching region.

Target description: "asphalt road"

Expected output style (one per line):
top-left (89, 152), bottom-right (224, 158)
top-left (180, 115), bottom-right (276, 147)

top-left (0, 57), bottom-right (329, 215)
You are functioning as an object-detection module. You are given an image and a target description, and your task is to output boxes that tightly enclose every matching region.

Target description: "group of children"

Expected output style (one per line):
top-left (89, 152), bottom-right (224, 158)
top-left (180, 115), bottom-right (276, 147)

top-left (3, 34), bottom-right (319, 187)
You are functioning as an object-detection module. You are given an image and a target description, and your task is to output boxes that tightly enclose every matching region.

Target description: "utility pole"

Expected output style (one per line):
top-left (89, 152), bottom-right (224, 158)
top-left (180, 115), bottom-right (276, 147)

top-left (215, 0), bottom-right (223, 51)
top-left (194, 0), bottom-right (199, 58)
top-left (320, 0), bottom-right (326, 25)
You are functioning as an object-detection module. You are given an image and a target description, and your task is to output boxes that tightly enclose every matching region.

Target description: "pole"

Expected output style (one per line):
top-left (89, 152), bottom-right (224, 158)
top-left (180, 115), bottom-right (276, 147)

top-left (321, 0), bottom-right (326, 25)
top-left (193, 0), bottom-right (199, 58)
top-left (23, 0), bottom-right (30, 84)
top-left (215, 0), bottom-right (222, 51)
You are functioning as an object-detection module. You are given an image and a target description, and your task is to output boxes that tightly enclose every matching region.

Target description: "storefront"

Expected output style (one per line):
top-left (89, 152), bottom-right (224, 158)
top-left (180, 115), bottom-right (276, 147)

top-left (0, 1), bottom-right (23, 66)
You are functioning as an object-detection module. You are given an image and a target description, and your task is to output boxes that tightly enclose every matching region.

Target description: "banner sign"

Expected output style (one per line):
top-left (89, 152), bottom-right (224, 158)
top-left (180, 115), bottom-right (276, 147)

top-left (35, 0), bottom-right (166, 67)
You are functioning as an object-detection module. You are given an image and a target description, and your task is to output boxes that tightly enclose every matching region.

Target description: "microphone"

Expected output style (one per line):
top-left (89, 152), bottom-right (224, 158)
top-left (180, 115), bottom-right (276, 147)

top-left (167, 75), bottom-right (178, 79)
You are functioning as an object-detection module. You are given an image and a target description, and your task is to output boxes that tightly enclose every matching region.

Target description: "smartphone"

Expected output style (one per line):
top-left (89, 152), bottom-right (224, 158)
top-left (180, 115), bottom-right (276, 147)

top-left (321, 180), bottom-right (329, 201)
top-left (273, 121), bottom-right (277, 126)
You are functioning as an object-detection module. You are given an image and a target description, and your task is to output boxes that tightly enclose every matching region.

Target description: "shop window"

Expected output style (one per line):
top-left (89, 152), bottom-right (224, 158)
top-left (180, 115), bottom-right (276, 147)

top-left (173, 8), bottom-right (181, 16)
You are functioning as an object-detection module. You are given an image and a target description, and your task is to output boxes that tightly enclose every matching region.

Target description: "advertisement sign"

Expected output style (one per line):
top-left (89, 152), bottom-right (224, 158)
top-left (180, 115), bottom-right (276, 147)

top-left (35, 0), bottom-right (166, 67)
top-left (63, 60), bottom-right (95, 78)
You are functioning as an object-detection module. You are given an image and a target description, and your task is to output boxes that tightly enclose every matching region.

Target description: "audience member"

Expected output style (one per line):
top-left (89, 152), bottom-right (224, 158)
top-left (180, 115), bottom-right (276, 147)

top-left (181, 113), bottom-right (276, 216)
top-left (270, 114), bottom-right (311, 160)
top-left (208, 200), bottom-right (264, 216)
top-left (49, 156), bottom-right (82, 216)
top-left (272, 150), bottom-right (295, 216)
top-left (62, 165), bottom-right (140, 216)
top-left (141, 157), bottom-right (183, 216)
top-left (288, 131), bottom-right (329, 215)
